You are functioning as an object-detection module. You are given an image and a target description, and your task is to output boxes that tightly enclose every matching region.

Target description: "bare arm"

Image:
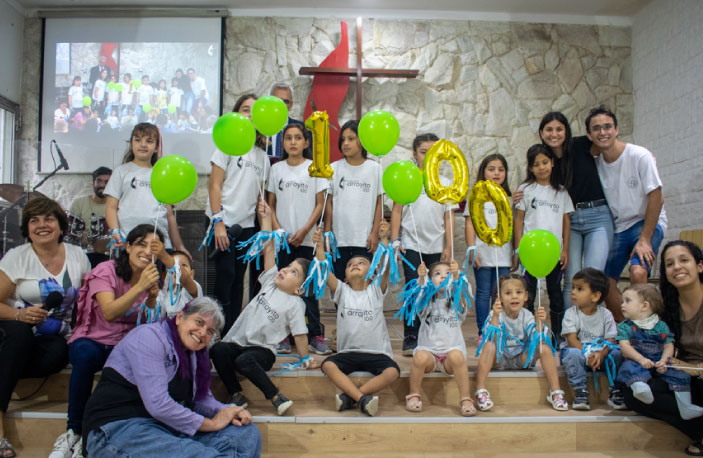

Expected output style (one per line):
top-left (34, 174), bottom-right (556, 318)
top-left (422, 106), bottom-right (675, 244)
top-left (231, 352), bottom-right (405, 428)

top-left (442, 209), bottom-right (453, 262)
top-left (96, 265), bottom-right (160, 321)
top-left (166, 205), bottom-right (188, 254)
top-left (366, 195), bottom-right (383, 252)
top-left (565, 332), bottom-right (582, 351)
top-left (560, 213), bottom-right (570, 270)
top-left (390, 202), bottom-right (403, 244)
top-left (464, 215), bottom-right (480, 267)
top-left (257, 199), bottom-right (275, 272)
top-left (323, 197), bottom-right (332, 233)
top-left (207, 164), bottom-right (229, 251)
top-left (313, 227), bottom-right (338, 294)
top-left (619, 339), bottom-right (655, 368)
top-left (378, 220), bottom-right (391, 293)
top-left (268, 193), bottom-right (281, 231)
top-left (633, 187), bottom-right (664, 268)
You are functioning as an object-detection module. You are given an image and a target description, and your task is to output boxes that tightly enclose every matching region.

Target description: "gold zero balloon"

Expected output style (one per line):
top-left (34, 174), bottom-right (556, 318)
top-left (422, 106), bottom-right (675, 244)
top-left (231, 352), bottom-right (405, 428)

top-left (422, 139), bottom-right (470, 205)
top-left (305, 111), bottom-right (333, 179)
top-left (468, 180), bottom-right (513, 246)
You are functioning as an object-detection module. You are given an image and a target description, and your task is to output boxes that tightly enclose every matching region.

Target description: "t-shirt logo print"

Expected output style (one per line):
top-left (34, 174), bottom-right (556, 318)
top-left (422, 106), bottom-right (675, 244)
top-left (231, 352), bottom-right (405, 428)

top-left (237, 157), bottom-right (243, 169)
top-left (626, 176), bottom-right (639, 189)
top-left (256, 293), bottom-right (280, 323)
top-left (130, 177), bottom-right (150, 189)
top-left (339, 176), bottom-right (345, 189)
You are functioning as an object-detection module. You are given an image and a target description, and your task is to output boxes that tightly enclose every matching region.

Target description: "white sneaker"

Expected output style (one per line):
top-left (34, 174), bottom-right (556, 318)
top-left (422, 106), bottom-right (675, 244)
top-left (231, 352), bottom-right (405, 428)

top-left (71, 439), bottom-right (84, 458)
top-left (48, 430), bottom-right (80, 458)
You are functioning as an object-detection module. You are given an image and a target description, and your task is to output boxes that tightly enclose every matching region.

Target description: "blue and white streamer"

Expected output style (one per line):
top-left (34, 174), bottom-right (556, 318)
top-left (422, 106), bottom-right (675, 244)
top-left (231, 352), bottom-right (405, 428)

top-left (236, 230), bottom-right (290, 269)
top-left (199, 211), bottom-right (223, 251)
top-left (523, 322), bottom-right (557, 368)
top-left (324, 231), bottom-right (341, 261)
top-left (302, 253), bottom-right (334, 300)
top-left (476, 323), bottom-right (506, 363)
top-left (394, 278), bottom-right (435, 325)
top-left (583, 338), bottom-right (620, 391)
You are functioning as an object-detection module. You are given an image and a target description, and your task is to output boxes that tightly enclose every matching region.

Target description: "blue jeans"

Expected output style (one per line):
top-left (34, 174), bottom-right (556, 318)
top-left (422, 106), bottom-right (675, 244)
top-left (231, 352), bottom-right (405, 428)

top-left (563, 206), bottom-right (614, 310)
top-left (560, 346), bottom-right (622, 389)
top-left (87, 417), bottom-right (262, 458)
top-left (473, 266), bottom-right (510, 334)
top-left (67, 338), bottom-right (113, 433)
top-left (605, 220), bottom-right (665, 279)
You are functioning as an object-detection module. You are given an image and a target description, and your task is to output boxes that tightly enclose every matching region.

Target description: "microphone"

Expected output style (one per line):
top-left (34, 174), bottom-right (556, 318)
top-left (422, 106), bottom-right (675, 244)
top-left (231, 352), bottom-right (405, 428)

top-left (52, 140), bottom-right (70, 171)
top-left (208, 224), bottom-right (243, 259)
top-left (43, 291), bottom-right (64, 312)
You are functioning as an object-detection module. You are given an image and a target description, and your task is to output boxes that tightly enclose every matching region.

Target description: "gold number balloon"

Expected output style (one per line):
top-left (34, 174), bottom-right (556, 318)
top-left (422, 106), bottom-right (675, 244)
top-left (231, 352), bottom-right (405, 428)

top-left (468, 180), bottom-right (513, 246)
top-left (305, 111), bottom-right (333, 179)
top-left (422, 139), bottom-right (470, 205)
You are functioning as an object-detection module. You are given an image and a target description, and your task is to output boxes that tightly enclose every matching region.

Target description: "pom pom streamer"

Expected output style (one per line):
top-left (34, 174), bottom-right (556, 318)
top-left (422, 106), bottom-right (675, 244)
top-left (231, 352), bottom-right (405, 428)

top-left (302, 253), bottom-right (334, 300)
top-left (272, 354), bottom-right (312, 374)
top-left (476, 323), bottom-right (506, 363)
top-left (324, 231), bottom-right (341, 261)
top-left (365, 243), bottom-right (390, 287)
top-left (583, 338), bottom-right (620, 391)
top-left (523, 322), bottom-right (557, 368)
top-left (199, 211), bottom-right (223, 251)
top-left (237, 230), bottom-right (290, 269)
top-left (394, 278), bottom-right (434, 326)
top-left (449, 271), bottom-right (473, 320)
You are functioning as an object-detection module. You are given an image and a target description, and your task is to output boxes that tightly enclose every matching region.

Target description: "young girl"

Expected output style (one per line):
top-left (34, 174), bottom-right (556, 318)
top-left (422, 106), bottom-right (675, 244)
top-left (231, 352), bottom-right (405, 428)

top-left (514, 144), bottom-right (574, 337)
top-left (104, 74), bottom-right (120, 118)
top-left (475, 273), bottom-right (568, 411)
top-left (616, 284), bottom-right (703, 419)
top-left (68, 76), bottom-right (84, 115)
top-left (206, 94), bottom-right (269, 334)
top-left (93, 69), bottom-right (108, 111)
top-left (325, 120), bottom-right (383, 281)
top-left (156, 79), bottom-right (168, 114)
top-left (390, 133), bottom-right (454, 355)
top-left (406, 260), bottom-right (475, 416)
top-left (464, 153), bottom-right (513, 337)
top-left (266, 123), bottom-right (330, 354)
top-left (105, 108), bottom-right (119, 130)
top-left (104, 123), bottom-right (189, 255)
top-left (169, 77), bottom-right (184, 114)
top-left (120, 73), bottom-right (133, 116)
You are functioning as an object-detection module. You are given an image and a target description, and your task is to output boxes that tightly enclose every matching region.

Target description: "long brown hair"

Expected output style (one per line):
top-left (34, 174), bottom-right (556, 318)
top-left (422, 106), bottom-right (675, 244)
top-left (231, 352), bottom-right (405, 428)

top-left (122, 123), bottom-right (160, 165)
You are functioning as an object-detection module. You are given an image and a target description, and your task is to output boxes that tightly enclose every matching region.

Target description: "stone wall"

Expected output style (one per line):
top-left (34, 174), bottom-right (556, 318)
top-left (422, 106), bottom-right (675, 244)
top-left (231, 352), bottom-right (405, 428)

top-left (18, 16), bottom-right (633, 215)
top-left (632, 0), bottom-right (703, 242)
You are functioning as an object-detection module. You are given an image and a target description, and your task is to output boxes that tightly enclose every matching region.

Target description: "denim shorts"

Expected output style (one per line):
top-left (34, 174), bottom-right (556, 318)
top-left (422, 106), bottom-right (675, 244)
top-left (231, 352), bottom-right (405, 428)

top-left (604, 220), bottom-right (664, 279)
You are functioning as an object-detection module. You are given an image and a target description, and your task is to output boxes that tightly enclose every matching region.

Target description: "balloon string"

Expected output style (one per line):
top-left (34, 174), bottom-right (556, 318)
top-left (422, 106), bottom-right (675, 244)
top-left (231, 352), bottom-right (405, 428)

top-left (151, 203), bottom-right (162, 263)
top-left (537, 277), bottom-right (543, 355)
top-left (314, 188), bottom-right (330, 257)
top-left (408, 205), bottom-right (423, 265)
top-left (259, 138), bottom-right (268, 203)
top-left (495, 248), bottom-right (500, 299)
top-left (449, 209), bottom-right (454, 260)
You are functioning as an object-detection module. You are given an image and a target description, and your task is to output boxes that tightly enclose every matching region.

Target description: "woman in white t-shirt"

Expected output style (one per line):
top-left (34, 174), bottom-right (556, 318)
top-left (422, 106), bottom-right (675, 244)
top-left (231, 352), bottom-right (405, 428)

top-left (324, 120), bottom-right (383, 281)
top-left (206, 94), bottom-right (269, 334)
top-left (267, 123), bottom-right (330, 354)
top-left (0, 197), bottom-right (90, 456)
top-left (514, 144), bottom-right (574, 337)
top-left (390, 133), bottom-right (455, 355)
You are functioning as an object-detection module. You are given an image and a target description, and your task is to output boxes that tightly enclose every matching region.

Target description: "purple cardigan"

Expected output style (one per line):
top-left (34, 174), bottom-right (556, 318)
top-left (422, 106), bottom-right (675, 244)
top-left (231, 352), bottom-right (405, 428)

top-left (104, 320), bottom-right (226, 436)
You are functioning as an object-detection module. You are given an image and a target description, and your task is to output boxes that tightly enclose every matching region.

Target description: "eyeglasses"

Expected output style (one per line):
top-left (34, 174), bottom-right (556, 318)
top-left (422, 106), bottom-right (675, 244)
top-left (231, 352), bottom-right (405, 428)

top-left (591, 123), bottom-right (615, 133)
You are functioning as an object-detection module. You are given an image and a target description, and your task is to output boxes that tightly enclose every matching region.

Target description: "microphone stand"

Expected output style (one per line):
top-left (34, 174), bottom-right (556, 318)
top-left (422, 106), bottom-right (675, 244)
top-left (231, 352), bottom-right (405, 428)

top-left (33, 141), bottom-right (66, 192)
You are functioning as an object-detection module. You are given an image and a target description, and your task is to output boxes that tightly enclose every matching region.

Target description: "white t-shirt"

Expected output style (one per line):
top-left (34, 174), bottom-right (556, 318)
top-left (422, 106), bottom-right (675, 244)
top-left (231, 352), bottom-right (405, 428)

top-left (104, 162), bottom-right (171, 248)
top-left (107, 87), bottom-right (119, 104)
top-left (206, 147), bottom-right (270, 228)
top-left (485, 308), bottom-right (535, 358)
top-left (121, 84), bottom-right (133, 105)
top-left (69, 86), bottom-right (84, 109)
top-left (595, 143), bottom-right (668, 233)
top-left (463, 200), bottom-right (513, 267)
top-left (333, 282), bottom-right (393, 358)
top-left (515, 182), bottom-right (574, 246)
top-left (93, 79), bottom-right (106, 102)
top-left (156, 89), bottom-right (168, 109)
top-left (137, 85), bottom-right (154, 105)
top-left (222, 267), bottom-right (307, 355)
top-left (561, 305), bottom-right (617, 344)
top-left (415, 297), bottom-right (467, 358)
top-left (266, 159), bottom-right (328, 247)
top-left (54, 108), bottom-right (70, 122)
top-left (400, 175), bottom-right (454, 254)
top-left (330, 159), bottom-right (383, 247)
top-left (169, 87), bottom-right (183, 108)
top-left (159, 278), bottom-right (203, 319)
top-left (190, 76), bottom-right (208, 99)
top-left (105, 115), bottom-right (119, 129)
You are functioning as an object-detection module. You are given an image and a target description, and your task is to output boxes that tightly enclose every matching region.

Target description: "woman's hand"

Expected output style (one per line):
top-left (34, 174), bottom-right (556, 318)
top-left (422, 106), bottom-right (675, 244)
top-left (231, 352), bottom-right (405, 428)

top-left (367, 231), bottom-right (379, 253)
top-left (441, 246), bottom-right (451, 262)
top-left (512, 190), bottom-right (524, 206)
top-left (288, 229), bottom-right (306, 248)
top-left (17, 305), bottom-right (49, 325)
top-left (560, 251), bottom-right (568, 270)
top-left (212, 405), bottom-right (240, 430)
top-left (137, 263), bottom-right (159, 293)
top-left (213, 222), bottom-right (229, 251)
top-left (232, 407), bottom-right (253, 426)
top-left (669, 358), bottom-right (702, 377)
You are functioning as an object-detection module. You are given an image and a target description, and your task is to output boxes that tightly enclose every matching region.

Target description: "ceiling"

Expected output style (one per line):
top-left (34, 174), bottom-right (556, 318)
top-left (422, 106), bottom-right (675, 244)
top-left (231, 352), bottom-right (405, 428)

top-left (11, 0), bottom-right (651, 19)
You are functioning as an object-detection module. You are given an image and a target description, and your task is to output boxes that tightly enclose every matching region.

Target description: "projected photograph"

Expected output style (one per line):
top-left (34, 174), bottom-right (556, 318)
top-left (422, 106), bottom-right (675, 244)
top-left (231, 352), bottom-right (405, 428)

top-left (51, 42), bottom-right (220, 136)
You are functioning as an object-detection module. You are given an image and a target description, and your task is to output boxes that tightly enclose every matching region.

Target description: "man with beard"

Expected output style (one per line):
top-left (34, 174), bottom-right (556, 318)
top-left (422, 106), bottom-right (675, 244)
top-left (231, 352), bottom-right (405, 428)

top-left (70, 167), bottom-right (112, 267)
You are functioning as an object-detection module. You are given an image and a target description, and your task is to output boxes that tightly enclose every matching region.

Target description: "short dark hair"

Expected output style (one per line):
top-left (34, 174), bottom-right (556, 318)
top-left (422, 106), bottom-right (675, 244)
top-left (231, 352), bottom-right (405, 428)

top-left (572, 267), bottom-right (610, 302)
top-left (92, 166), bottom-right (112, 181)
top-left (293, 258), bottom-right (311, 281)
top-left (338, 120), bottom-right (367, 159)
top-left (21, 197), bottom-right (68, 244)
top-left (585, 105), bottom-right (618, 133)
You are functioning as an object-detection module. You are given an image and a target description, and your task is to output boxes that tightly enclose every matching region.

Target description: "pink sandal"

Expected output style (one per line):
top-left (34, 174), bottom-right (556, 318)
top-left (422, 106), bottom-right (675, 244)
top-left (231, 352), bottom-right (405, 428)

top-left (405, 393), bottom-right (422, 412)
top-left (460, 397), bottom-right (477, 417)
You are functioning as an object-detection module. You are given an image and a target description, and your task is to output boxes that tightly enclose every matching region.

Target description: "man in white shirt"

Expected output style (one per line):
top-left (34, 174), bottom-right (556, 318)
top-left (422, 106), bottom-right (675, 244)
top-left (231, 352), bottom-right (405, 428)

top-left (187, 68), bottom-right (209, 108)
top-left (587, 106), bottom-right (666, 321)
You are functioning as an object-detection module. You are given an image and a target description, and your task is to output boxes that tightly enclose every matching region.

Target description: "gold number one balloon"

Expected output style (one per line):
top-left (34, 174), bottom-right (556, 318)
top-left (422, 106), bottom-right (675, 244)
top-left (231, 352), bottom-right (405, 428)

top-left (305, 111), bottom-right (333, 179)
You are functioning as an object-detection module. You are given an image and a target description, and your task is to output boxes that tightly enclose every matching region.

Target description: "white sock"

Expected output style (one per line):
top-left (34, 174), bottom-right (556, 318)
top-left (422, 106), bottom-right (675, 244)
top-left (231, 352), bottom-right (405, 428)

top-left (675, 391), bottom-right (703, 420)
top-left (631, 381), bottom-right (654, 404)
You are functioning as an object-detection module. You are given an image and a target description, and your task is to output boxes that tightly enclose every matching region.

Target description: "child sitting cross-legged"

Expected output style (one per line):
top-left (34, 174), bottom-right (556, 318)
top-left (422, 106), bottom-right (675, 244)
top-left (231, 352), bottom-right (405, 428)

top-left (406, 260), bottom-right (475, 416)
top-left (315, 221), bottom-right (400, 416)
top-left (474, 273), bottom-right (568, 412)
top-left (560, 268), bottom-right (624, 410)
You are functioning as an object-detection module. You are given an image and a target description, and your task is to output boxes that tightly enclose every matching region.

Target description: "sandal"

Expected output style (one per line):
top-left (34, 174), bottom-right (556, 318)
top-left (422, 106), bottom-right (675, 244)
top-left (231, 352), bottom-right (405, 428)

top-left (0, 437), bottom-right (16, 458)
top-left (686, 441), bottom-right (703, 456)
top-left (547, 389), bottom-right (569, 411)
top-left (475, 389), bottom-right (493, 411)
top-left (460, 397), bottom-right (477, 417)
top-left (405, 393), bottom-right (422, 412)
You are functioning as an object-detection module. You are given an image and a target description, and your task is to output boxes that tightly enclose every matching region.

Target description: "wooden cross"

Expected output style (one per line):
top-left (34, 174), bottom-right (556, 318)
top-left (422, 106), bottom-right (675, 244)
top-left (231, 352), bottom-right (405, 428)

top-left (299, 17), bottom-right (419, 120)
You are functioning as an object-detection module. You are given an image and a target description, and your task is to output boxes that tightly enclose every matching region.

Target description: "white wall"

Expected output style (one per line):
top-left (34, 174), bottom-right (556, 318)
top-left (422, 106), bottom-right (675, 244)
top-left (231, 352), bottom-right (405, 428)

top-left (0, 0), bottom-right (24, 103)
top-left (632, 0), bottom-right (703, 240)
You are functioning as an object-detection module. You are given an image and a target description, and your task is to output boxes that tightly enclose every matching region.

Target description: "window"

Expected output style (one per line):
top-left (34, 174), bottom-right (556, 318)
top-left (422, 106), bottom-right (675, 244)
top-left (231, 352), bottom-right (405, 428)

top-left (0, 95), bottom-right (19, 184)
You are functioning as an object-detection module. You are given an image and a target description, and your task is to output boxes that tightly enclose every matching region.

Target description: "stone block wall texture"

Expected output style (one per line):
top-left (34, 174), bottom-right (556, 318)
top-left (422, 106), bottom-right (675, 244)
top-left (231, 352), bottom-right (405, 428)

top-left (19, 16), bottom-right (633, 217)
top-left (632, 0), bottom-right (703, 241)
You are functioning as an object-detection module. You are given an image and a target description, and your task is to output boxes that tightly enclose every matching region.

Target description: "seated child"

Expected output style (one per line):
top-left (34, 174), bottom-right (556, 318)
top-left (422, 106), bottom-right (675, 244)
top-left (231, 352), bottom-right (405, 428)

top-left (616, 284), bottom-right (703, 419)
top-left (406, 260), bottom-right (475, 416)
top-left (210, 198), bottom-right (317, 416)
top-left (560, 268), bottom-right (623, 410)
top-left (475, 273), bottom-right (568, 411)
top-left (315, 222), bottom-right (400, 417)
top-left (158, 250), bottom-right (202, 319)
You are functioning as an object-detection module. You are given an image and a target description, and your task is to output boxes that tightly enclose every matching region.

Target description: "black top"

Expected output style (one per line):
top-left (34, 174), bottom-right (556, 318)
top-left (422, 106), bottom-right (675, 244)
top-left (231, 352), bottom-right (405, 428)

top-left (565, 135), bottom-right (607, 205)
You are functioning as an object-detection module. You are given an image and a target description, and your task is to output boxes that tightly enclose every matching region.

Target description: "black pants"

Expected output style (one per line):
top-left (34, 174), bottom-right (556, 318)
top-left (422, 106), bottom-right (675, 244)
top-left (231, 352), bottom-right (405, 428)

top-left (332, 246), bottom-right (370, 283)
top-left (525, 263), bottom-right (564, 337)
top-left (0, 320), bottom-right (69, 412)
top-left (622, 377), bottom-right (703, 441)
top-left (401, 249), bottom-right (442, 338)
top-left (210, 342), bottom-right (278, 399)
top-left (277, 245), bottom-right (322, 337)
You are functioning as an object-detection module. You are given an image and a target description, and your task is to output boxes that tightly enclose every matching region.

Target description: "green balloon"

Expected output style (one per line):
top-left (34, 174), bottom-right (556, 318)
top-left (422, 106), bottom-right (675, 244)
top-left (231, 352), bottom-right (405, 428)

top-left (518, 229), bottom-right (561, 277)
top-left (167, 104), bottom-right (177, 114)
top-left (212, 112), bottom-right (256, 156)
top-left (383, 161), bottom-right (423, 205)
top-left (107, 82), bottom-right (116, 90)
top-left (116, 84), bottom-right (124, 92)
top-left (151, 155), bottom-right (198, 205)
top-left (142, 103), bottom-right (152, 113)
top-left (82, 96), bottom-right (92, 107)
top-left (358, 110), bottom-right (400, 156)
top-left (251, 96), bottom-right (288, 136)
top-left (133, 80), bottom-right (142, 89)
